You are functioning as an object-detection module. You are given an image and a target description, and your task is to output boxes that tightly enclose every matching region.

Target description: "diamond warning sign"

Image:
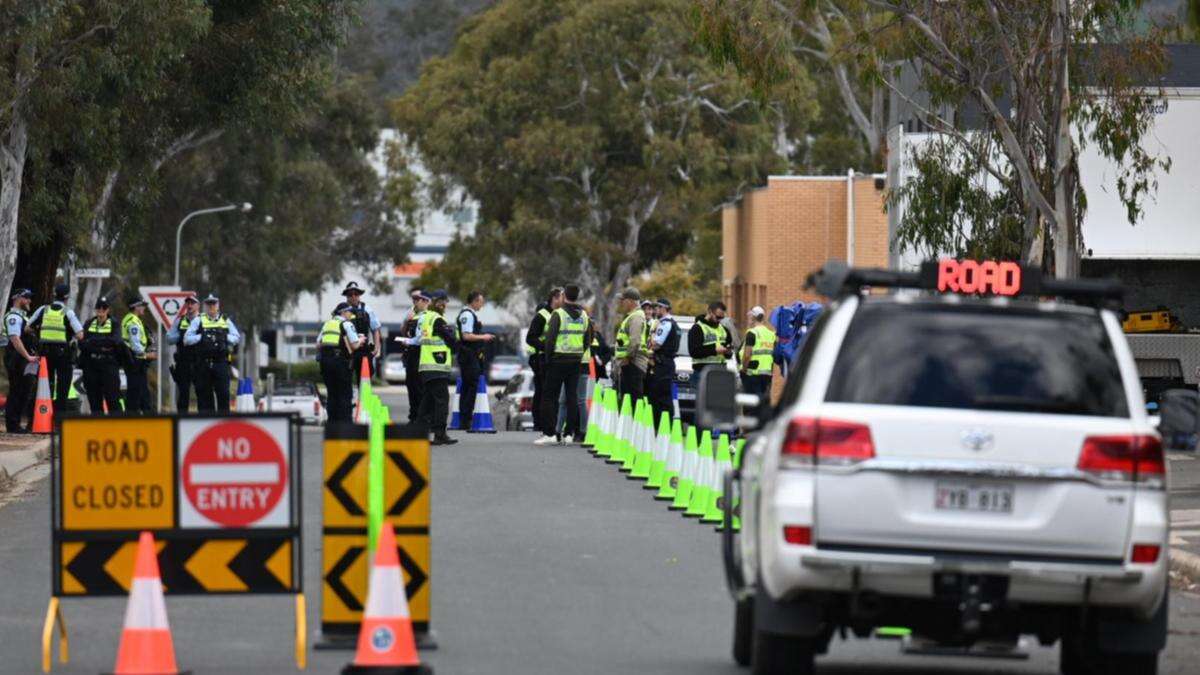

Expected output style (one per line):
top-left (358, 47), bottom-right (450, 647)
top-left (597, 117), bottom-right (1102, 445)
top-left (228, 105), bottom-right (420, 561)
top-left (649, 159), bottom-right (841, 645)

top-left (178, 417), bottom-right (291, 528)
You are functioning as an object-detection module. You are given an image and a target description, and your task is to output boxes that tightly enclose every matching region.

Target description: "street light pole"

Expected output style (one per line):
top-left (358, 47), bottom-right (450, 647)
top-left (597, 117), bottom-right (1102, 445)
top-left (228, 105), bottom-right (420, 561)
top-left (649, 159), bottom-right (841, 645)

top-left (174, 202), bottom-right (252, 286)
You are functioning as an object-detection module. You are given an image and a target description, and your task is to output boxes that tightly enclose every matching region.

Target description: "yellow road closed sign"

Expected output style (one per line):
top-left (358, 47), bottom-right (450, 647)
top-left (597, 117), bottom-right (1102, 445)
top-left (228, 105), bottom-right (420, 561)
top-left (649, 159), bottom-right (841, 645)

top-left (60, 417), bottom-right (174, 530)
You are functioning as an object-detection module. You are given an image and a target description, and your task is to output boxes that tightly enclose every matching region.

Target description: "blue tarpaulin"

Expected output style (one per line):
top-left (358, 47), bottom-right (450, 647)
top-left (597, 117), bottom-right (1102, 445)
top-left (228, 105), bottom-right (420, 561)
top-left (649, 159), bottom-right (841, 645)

top-left (769, 302), bottom-right (823, 376)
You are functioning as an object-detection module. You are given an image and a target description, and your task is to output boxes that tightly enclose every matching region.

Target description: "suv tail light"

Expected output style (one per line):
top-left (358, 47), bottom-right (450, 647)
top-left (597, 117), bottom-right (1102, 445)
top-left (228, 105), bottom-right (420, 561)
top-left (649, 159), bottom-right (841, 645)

top-left (1130, 543), bottom-right (1161, 564)
top-left (313, 399), bottom-right (321, 415)
top-left (518, 397), bottom-right (533, 413)
top-left (1077, 435), bottom-right (1164, 488)
top-left (783, 525), bottom-right (812, 545)
top-left (781, 417), bottom-right (875, 467)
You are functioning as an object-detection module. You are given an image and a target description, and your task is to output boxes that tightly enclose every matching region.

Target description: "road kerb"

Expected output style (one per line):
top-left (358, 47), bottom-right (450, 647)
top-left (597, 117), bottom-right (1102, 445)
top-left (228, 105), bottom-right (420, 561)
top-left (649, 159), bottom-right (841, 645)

top-left (1170, 547), bottom-right (1200, 582)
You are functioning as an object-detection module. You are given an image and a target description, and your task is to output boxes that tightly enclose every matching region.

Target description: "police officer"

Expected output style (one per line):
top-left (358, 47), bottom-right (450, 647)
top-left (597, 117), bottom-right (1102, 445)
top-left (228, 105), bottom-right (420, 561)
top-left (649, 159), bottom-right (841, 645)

top-left (689, 301), bottom-right (730, 380)
top-left (318, 302), bottom-right (365, 423)
top-left (613, 287), bottom-right (649, 402)
top-left (456, 290), bottom-right (495, 431)
top-left (184, 294), bottom-right (240, 412)
top-left (401, 289), bottom-right (430, 424)
top-left (740, 306), bottom-right (776, 414)
top-left (524, 288), bottom-right (563, 434)
top-left (167, 295), bottom-right (199, 411)
top-left (341, 282), bottom-right (382, 387)
top-left (537, 284), bottom-right (592, 445)
top-left (121, 296), bottom-right (156, 413)
top-left (5, 288), bottom-right (37, 432)
top-left (27, 284), bottom-right (83, 413)
top-left (416, 290), bottom-right (459, 445)
top-left (79, 296), bottom-right (123, 415)
top-left (647, 298), bottom-right (681, 423)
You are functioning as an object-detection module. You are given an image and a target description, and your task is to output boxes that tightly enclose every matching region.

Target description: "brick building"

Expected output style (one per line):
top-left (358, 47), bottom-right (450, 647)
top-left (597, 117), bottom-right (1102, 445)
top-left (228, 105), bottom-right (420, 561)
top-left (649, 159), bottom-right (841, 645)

top-left (721, 174), bottom-right (890, 324)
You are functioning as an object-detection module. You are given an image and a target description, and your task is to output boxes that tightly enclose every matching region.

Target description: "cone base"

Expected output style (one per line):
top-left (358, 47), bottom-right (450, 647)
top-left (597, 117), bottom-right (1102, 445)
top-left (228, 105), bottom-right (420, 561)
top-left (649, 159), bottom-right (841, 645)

top-left (653, 494), bottom-right (675, 501)
top-left (643, 483), bottom-right (660, 490)
top-left (104, 671), bottom-right (191, 675)
top-left (466, 429), bottom-right (497, 434)
top-left (342, 665), bottom-right (433, 675)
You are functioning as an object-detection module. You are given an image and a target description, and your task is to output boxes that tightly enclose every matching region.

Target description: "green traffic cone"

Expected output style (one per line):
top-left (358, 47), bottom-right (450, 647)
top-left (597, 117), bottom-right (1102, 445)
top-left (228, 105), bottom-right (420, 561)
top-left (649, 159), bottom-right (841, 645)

top-left (595, 389), bottom-right (615, 459)
top-left (607, 394), bottom-right (632, 465)
top-left (620, 398), bottom-right (642, 473)
top-left (670, 425), bottom-right (699, 510)
top-left (630, 400), bottom-right (654, 480)
top-left (704, 434), bottom-right (733, 524)
top-left (685, 430), bottom-right (714, 518)
top-left (645, 411), bottom-right (672, 489)
top-left (655, 418), bottom-right (684, 501)
top-left (582, 383), bottom-right (603, 447)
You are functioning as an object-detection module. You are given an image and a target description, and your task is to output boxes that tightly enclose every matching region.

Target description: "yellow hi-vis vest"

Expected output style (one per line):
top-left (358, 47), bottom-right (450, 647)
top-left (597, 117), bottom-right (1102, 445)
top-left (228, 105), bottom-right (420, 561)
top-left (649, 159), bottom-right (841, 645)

top-left (526, 307), bottom-right (552, 355)
top-left (692, 321), bottom-right (727, 365)
top-left (615, 309), bottom-right (648, 361)
top-left (40, 304), bottom-right (68, 343)
top-left (121, 313), bottom-right (149, 357)
top-left (319, 319), bottom-right (349, 355)
top-left (418, 310), bottom-right (451, 373)
top-left (553, 308), bottom-right (588, 355)
top-left (582, 335), bottom-right (599, 365)
top-left (746, 325), bottom-right (776, 376)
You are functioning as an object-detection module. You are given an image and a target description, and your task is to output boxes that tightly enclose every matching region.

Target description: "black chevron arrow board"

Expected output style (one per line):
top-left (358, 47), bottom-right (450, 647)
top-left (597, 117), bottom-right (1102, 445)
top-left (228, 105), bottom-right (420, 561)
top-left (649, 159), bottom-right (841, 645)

top-left (320, 424), bottom-right (431, 640)
top-left (57, 534), bottom-right (296, 596)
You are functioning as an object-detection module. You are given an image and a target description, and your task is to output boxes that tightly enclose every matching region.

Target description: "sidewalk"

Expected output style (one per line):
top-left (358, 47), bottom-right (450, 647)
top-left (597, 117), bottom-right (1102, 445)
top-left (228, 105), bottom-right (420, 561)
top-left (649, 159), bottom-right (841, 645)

top-left (1168, 451), bottom-right (1200, 583)
top-left (0, 433), bottom-right (50, 509)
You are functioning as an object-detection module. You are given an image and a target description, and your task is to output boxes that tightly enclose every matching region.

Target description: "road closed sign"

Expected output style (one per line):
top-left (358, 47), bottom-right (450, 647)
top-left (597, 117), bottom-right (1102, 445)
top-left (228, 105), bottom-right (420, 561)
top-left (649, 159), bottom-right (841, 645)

top-left (178, 417), bottom-right (291, 528)
top-left (60, 417), bottom-right (175, 530)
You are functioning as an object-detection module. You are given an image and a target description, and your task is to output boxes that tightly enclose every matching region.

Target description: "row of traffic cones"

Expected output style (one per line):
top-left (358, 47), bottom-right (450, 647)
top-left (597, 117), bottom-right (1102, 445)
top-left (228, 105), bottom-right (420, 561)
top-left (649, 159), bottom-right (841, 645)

top-left (105, 525), bottom-right (430, 674)
top-left (582, 383), bottom-right (744, 530)
top-left (448, 375), bottom-right (497, 433)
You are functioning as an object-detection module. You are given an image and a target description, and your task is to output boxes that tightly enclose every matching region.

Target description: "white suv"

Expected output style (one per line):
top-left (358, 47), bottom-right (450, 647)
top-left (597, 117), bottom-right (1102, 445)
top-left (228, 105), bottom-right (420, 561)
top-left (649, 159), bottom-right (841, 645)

top-left (708, 262), bottom-right (1173, 675)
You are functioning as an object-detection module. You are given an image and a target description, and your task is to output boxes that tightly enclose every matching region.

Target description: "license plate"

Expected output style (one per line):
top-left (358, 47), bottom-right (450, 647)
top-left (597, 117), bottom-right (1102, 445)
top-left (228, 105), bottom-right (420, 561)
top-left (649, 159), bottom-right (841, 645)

top-left (934, 482), bottom-right (1014, 514)
top-left (677, 391), bottom-right (696, 401)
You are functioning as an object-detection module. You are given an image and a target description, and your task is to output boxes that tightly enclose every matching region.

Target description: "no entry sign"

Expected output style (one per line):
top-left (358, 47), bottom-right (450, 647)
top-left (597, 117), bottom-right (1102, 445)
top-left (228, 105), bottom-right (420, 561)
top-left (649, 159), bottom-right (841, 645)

top-left (178, 417), bottom-right (291, 528)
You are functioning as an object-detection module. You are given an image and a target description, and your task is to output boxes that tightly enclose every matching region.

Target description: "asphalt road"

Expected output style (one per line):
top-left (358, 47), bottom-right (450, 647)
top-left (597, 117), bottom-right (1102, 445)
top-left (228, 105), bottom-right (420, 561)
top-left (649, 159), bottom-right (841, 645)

top-left (1, 389), bottom-right (1199, 673)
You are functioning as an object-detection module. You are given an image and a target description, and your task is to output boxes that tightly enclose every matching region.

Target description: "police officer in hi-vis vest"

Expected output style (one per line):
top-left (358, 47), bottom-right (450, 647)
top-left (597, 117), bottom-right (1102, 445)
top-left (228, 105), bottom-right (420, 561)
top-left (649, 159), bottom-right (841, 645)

top-left (740, 306), bottom-right (776, 415)
top-left (613, 287), bottom-right (649, 402)
top-left (401, 288), bottom-right (430, 424)
top-left (416, 290), bottom-right (459, 445)
top-left (166, 295), bottom-right (200, 411)
top-left (79, 296), bottom-right (123, 415)
top-left (341, 282), bottom-right (381, 387)
top-left (535, 284), bottom-right (593, 445)
top-left (524, 287), bottom-right (563, 434)
top-left (5, 288), bottom-right (37, 432)
top-left (456, 290), bottom-right (495, 430)
top-left (688, 301), bottom-right (730, 381)
top-left (184, 293), bottom-right (240, 412)
top-left (28, 283), bottom-right (83, 413)
top-left (121, 295), bottom-right (156, 413)
top-left (317, 302), bottom-right (365, 423)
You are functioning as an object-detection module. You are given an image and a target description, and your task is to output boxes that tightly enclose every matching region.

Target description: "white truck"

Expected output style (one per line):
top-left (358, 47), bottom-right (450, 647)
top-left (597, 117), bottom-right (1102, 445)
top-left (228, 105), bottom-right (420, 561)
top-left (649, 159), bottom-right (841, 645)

top-left (700, 261), bottom-right (1177, 675)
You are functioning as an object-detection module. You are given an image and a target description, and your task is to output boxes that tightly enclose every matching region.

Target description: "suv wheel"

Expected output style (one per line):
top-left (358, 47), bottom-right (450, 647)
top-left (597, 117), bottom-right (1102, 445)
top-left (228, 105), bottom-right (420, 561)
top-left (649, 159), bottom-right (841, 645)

top-left (751, 629), bottom-right (815, 675)
top-left (733, 596), bottom-right (753, 666)
top-left (1061, 631), bottom-right (1160, 675)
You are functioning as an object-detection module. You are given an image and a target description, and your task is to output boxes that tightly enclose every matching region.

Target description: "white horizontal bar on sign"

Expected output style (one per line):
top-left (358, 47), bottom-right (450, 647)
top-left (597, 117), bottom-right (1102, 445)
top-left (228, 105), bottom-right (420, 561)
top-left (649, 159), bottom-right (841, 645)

top-left (189, 463), bottom-right (280, 485)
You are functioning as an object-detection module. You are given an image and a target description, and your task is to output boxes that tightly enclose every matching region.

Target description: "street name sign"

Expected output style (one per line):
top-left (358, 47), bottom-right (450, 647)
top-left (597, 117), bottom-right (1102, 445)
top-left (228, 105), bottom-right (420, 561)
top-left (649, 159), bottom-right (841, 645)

top-left (74, 267), bottom-right (111, 279)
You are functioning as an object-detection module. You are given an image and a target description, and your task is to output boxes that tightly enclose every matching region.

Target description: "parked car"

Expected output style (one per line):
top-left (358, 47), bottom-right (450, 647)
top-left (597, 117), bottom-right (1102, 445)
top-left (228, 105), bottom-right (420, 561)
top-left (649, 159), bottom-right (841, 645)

top-left (383, 353), bottom-right (407, 384)
top-left (494, 368), bottom-right (536, 431)
top-left (259, 380), bottom-right (327, 425)
top-left (489, 354), bottom-right (526, 384)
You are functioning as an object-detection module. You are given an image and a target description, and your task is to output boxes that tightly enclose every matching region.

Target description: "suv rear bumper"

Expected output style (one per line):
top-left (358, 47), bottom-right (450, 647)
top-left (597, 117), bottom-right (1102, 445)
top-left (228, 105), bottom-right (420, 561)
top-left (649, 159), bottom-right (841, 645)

top-left (764, 544), bottom-right (1166, 619)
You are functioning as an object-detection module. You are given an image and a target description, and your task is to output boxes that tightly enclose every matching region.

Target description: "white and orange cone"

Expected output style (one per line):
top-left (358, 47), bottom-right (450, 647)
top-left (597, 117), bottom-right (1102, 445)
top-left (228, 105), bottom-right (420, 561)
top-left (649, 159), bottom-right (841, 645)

top-left (31, 356), bottom-right (53, 433)
top-left (343, 523), bottom-right (432, 674)
top-left (353, 358), bottom-right (373, 424)
top-left (109, 531), bottom-right (182, 675)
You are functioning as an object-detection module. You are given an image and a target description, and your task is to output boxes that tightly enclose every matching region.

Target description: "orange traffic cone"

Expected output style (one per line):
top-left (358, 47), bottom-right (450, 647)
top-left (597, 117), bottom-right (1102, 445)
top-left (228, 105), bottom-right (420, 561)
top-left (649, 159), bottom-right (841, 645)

top-left (343, 523), bottom-right (431, 674)
top-left (109, 532), bottom-right (182, 675)
top-left (31, 357), bottom-right (53, 433)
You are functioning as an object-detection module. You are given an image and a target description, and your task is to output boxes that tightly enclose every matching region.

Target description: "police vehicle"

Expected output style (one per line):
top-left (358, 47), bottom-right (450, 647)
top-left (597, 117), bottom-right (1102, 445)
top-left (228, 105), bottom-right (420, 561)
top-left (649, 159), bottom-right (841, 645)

top-left (701, 260), bottom-right (1175, 675)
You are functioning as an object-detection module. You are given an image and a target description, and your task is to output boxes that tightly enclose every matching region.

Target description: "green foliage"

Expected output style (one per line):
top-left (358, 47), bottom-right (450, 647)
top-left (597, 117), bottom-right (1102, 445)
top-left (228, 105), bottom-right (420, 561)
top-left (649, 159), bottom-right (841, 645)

top-left (392, 0), bottom-right (794, 330)
top-left (633, 255), bottom-right (721, 318)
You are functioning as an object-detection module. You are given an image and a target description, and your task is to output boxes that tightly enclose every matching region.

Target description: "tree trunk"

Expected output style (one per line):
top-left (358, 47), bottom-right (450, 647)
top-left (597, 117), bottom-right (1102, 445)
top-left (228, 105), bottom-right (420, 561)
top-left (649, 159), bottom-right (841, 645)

top-left (16, 225), bottom-right (66, 301)
top-left (0, 109), bottom-right (29, 300)
top-left (1050, 0), bottom-right (1076, 278)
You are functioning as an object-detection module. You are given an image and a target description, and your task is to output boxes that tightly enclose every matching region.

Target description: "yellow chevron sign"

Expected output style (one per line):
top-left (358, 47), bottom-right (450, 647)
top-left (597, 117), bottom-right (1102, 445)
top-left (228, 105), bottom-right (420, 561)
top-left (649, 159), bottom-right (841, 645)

top-left (323, 438), bottom-right (431, 528)
top-left (59, 536), bottom-right (293, 596)
top-left (321, 533), bottom-right (429, 625)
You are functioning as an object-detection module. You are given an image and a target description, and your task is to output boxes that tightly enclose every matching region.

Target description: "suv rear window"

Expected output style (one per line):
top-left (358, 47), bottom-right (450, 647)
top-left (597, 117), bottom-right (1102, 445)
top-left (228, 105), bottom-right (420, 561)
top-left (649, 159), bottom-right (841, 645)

top-left (825, 302), bottom-right (1129, 417)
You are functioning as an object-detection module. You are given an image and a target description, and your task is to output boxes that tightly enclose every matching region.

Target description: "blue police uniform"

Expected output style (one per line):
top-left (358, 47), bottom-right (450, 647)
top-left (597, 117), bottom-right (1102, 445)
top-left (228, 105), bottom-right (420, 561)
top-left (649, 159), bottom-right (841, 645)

top-left (184, 296), bottom-right (241, 411)
top-left (4, 292), bottom-right (35, 431)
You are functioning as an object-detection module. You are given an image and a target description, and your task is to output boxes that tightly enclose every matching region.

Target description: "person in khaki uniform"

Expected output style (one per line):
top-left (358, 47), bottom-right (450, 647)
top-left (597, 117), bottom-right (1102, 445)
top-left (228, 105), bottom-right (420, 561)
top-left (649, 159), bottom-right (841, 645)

top-left (613, 287), bottom-right (649, 402)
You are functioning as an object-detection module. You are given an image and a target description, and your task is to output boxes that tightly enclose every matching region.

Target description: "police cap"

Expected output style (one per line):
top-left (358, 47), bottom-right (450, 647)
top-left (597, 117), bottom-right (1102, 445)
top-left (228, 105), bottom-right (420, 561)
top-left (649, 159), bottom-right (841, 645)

top-left (94, 296), bottom-right (111, 309)
top-left (656, 298), bottom-right (672, 309)
top-left (429, 289), bottom-right (449, 301)
top-left (127, 294), bottom-right (147, 309)
top-left (202, 293), bottom-right (220, 304)
top-left (10, 288), bottom-right (32, 300)
top-left (341, 281), bottom-right (365, 297)
top-left (332, 302), bottom-right (352, 316)
top-left (184, 295), bottom-right (198, 305)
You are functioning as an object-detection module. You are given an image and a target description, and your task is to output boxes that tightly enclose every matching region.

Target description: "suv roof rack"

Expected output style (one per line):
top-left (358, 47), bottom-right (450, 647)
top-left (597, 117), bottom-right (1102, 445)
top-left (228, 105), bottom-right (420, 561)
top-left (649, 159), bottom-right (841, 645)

top-left (805, 260), bottom-right (1124, 308)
